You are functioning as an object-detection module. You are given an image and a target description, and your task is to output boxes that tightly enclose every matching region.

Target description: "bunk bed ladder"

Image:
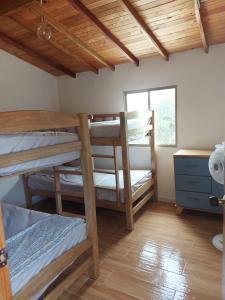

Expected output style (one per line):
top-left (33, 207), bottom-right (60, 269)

top-left (130, 111), bottom-right (157, 215)
top-left (92, 146), bottom-right (120, 205)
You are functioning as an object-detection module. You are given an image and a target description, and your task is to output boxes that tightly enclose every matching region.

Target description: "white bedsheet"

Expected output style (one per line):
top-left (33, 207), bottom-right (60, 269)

top-left (28, 169), bottom-right (152, 203)
top-left (2, 203), bottom-right (86, 296)
top-left (0, 132), bottom-right (80, 176)
top-left (0, 132), bottom-right (78, 155)
top-left (90, 118), bottom-right (149, 140)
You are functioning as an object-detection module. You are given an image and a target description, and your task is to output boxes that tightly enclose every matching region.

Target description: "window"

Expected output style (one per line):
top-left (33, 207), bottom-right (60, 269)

top-left (125, 86), bottom-right (177, 146)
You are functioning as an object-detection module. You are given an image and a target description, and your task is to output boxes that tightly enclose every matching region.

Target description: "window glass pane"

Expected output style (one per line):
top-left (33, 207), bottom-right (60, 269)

top-left (126, 92), bottom-right (148, 112)
top-left (150, 88), bottom-right (176, 146)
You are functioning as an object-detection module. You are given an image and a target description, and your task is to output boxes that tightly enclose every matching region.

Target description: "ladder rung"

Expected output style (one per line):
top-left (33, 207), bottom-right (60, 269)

top-left (92, 154), bottom-right (115, 159)
top-left (94, 169), bottom-right (116, 175)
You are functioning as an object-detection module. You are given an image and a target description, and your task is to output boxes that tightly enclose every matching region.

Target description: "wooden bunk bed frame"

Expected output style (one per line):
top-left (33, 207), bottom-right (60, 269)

top-left (0, 110), bottom-right (99, 300)
top-left (26, 110), bottom-right (157, 232)
top-left (90, 110), bottom-right (157, 231)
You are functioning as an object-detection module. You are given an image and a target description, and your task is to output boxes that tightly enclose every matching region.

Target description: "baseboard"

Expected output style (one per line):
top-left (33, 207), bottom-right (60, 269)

top-left (158, 196), bottom-right (175, 203)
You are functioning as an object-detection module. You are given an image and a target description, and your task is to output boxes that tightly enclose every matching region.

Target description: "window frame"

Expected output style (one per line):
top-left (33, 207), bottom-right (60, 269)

top-left (124, 85), bottom-right (177, 148)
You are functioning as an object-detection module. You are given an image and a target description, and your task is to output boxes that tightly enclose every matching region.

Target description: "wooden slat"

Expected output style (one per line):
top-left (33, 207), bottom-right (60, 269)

top-left (0, 142), bottom-right (81, 168)
top-left (195, 0), bottom-right (208, 53)
top-left (78, 114), bottom-right (99, 278)
top-left (92, 154), bottom-right (115, 159)
top-left (132, 179), bottom-right (154, 203)
top-left (0, 0), bottom-right (34, 16)
top-left (120, 111), bottom-right (133, 231)
top-left (10, 14), bottom-right (99, 74)
top-left (60, 211), bottom-right (86, 219)
top-left (14, 239), bottom-right (91, 300)
top-left (45, 257), bottom-right (93, 300)
top-left (56, 166), bottom-right (83, 176)
top-left (90, 137), bottom-right (121, 146)
top-left (0, 31), bottom-right (76, 77)
top-left (0, 110), bottom-right (80, 133)
top-left (113, 145), bottom-right (120, 203)
top-left (94, 169), bottom-right (116, 175)
top-left (31, 5), bottom-right (115, 71)
top-left (54, 166), bottom-right (63, 214)
top-left (118, 0), bottom-right (169, 60)
top-left (132, 190), bottom-right (154, 215)
top-left (69, 0), bottom-right (139, 66)
top-left (23, 174), bottom-right (33, 208)
top-left (0, 205), bottom-right (12, 300)
top-left (29, 188), bottom-right (84, 199)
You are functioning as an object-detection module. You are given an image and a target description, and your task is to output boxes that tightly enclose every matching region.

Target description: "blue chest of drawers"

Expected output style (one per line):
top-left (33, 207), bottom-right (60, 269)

top-left (174, 149), bottom-right (223, 214)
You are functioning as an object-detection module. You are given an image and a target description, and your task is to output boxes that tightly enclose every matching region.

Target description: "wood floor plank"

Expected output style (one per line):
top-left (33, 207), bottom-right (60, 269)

top-left (37, 201), bottom-right (222, 300)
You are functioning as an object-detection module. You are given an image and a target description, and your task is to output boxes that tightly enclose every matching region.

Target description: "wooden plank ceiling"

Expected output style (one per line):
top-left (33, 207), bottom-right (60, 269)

top-left (0, 0), bottom-right (224, 77)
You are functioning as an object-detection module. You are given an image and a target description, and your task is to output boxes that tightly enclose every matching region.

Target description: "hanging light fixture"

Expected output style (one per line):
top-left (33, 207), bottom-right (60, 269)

top-left (37, 0), bottom-right (52, 41)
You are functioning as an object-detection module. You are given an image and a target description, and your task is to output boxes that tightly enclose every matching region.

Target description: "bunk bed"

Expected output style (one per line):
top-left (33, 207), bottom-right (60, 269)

top-left (0, 110), bottom-right (98, 300)
top-left (91, 110), bottom-right (157, 231)
top-left (25, 110), bottom-right (156, 231)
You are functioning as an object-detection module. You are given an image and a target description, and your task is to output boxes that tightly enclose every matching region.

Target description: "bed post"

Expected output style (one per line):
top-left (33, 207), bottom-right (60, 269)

top-left (22, 174), bottom-right (33, 208)
top-left (0, 204), bottom-right (13, 300)
top-left (79, 114), bottom-right (99, 278)
top-left (53, 167), bottom-right (63, 215)
top-left (151, 111), bottom-right (158, 201)
top-left (120, 112), bottom-right (133, 231)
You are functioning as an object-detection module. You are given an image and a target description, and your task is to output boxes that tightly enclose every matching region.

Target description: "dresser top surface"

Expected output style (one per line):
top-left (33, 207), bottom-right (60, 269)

top-left (174, 149), bottom-right (213, 158)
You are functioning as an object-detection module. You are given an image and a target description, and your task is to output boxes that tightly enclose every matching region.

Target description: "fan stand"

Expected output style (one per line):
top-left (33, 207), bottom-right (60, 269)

top-left (212, 233), bottom-right (223, 251)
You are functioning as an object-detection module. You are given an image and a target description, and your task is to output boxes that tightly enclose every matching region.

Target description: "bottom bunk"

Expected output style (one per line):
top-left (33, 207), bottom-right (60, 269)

top-left (26, 168), bottom-right (155, 215)
top-left (2, 203), bottom-right (91, 300)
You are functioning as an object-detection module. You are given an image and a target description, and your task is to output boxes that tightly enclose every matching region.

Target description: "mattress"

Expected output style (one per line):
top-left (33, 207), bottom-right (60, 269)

top-left (2, 203), bottom-right (87, 296)
top-left (28, 169), bottom-right (152, 203)
top-left (0, 132), bottom-right (80, 176)
top-left (90, 118), bottom-right (149, 140)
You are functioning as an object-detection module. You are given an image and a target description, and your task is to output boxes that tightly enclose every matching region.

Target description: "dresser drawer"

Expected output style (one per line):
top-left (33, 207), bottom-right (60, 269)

top-left (176, 191), bottom-right (223, 213)
top-left (175, 157), bottom-right (210, 176)
top-left (176, 175), bottom-right (211, 193)
top-left (212, 179), bottom-right (224, 198)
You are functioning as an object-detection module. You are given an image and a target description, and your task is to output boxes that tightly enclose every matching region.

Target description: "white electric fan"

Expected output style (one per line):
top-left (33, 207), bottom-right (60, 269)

top-left (209, 143), bottom-right (225, 251)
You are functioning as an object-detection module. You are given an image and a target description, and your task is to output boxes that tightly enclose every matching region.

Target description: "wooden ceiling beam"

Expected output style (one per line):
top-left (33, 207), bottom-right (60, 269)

top-left (0, 0), bottom-right (34, 16)
top-left (194, 0), bottom-right (208, 53)
top-left (69, 0), bottom-right (139, 66)
top-left (10, 14), bottom-right (99, 74)
top-left (0, 31), bottom-right (76, 77)
top-left (118, 0), bottom-right (169, 60)
top-left (31, 5), bottom-right (115, 71)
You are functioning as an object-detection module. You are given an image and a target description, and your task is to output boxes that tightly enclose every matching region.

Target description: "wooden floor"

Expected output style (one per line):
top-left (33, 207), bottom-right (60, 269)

top-left (37, 201), bottom-right (223, 300)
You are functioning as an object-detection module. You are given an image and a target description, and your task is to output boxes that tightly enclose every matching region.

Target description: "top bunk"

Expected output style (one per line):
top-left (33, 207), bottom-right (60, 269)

top-left (0, 110), bottom-right (87, 177)
top-left (89, 110), bottom-right (154, 146)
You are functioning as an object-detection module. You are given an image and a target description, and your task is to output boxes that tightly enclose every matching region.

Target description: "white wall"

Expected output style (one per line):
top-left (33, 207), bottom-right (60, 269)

top-left (0, 50), bottom-right (59, 206)
top-left (58, 44), bottom-right (225, 202)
